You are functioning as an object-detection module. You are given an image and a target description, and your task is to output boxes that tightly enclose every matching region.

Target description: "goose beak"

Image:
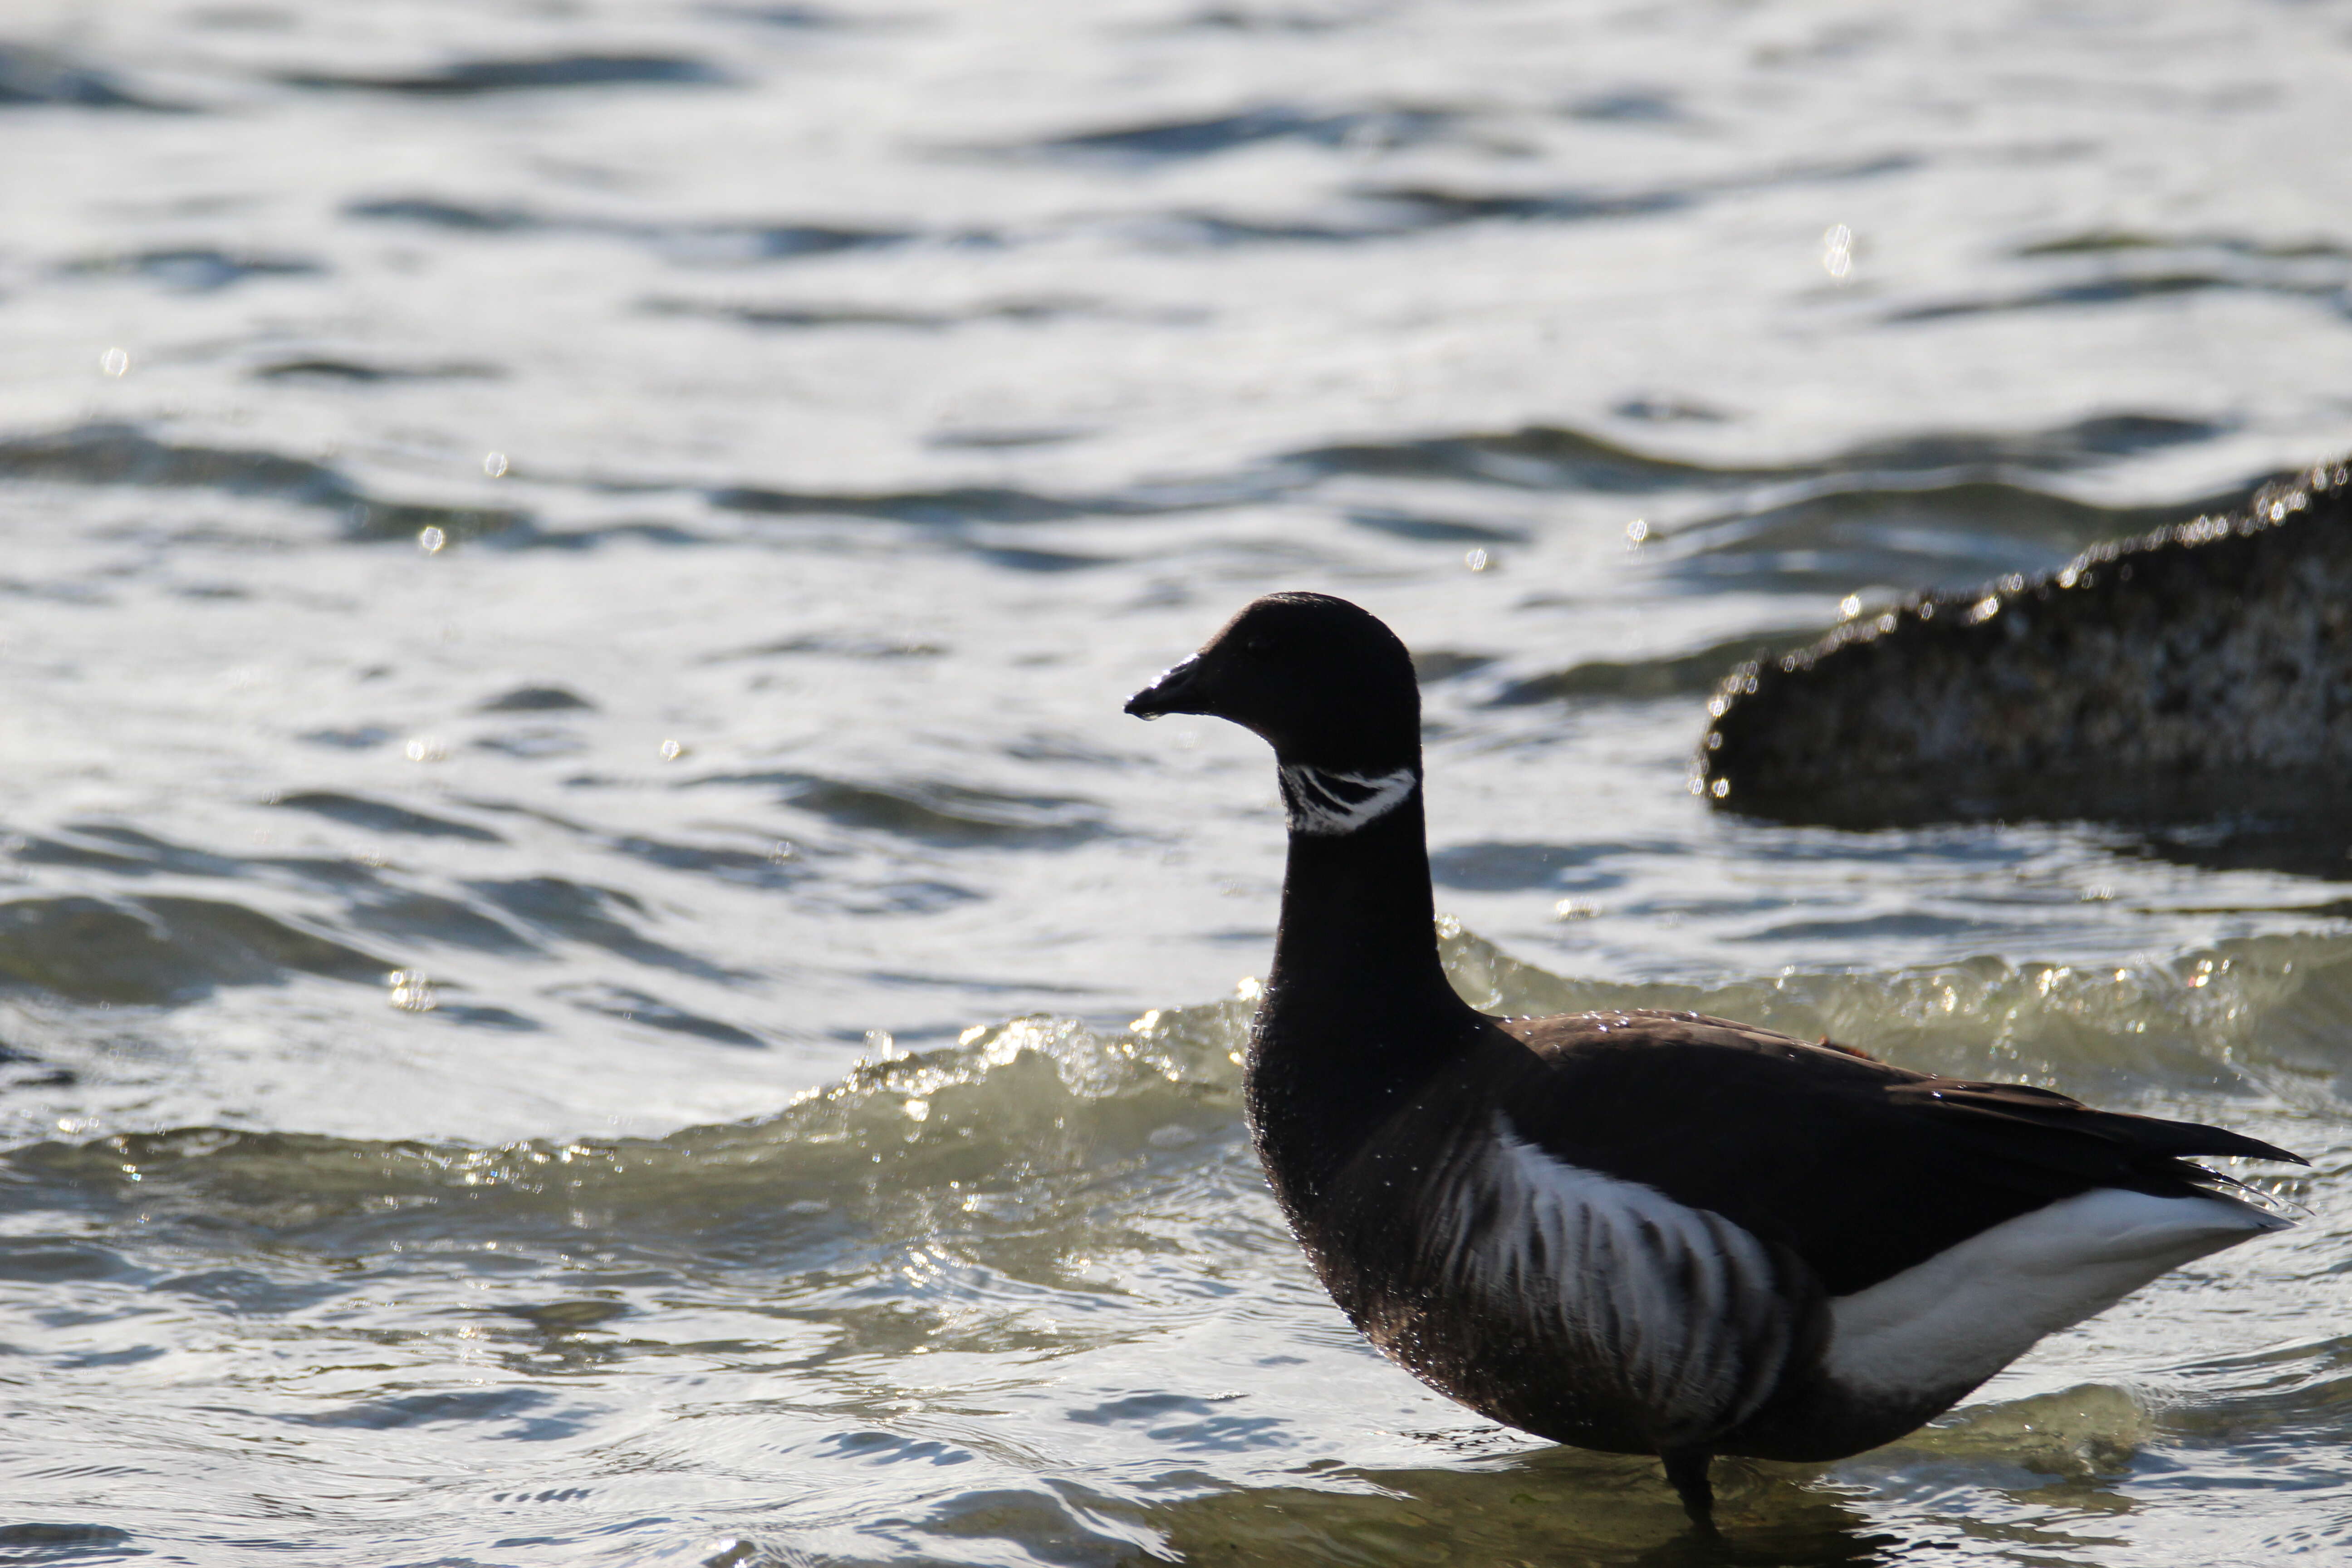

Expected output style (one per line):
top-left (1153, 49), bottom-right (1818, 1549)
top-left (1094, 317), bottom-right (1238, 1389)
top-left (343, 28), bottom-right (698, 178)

top-left (1125, 655), bottom-right (1207, 720)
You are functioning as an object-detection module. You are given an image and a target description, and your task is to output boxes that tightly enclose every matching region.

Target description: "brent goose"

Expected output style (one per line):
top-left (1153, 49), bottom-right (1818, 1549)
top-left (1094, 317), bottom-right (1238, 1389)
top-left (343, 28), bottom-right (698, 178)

top-left (1125, 591), bottom-right (2304, 1529)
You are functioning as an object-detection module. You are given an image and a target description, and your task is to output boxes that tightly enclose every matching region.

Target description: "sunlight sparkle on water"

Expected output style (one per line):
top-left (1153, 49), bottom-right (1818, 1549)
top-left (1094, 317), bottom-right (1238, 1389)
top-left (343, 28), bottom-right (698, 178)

top-left (1822, 223), bottom-right (1855, 282)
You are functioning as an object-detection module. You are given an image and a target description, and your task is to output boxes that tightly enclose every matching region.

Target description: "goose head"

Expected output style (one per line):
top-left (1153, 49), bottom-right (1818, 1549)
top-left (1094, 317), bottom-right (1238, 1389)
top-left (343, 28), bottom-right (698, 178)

top-left (1125, 592), bottom-right (1420, 773)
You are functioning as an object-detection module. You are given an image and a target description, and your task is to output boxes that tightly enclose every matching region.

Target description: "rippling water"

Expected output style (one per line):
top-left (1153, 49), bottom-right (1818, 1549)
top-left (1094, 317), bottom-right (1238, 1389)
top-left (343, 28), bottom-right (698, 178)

top-left (3, 1), bottom-right (2349, 1562)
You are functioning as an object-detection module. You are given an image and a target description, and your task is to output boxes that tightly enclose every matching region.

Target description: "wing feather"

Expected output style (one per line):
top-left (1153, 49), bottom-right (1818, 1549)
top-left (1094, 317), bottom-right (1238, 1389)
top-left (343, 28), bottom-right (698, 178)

top-left (1494, 1009), bottom-right (2303, 1295)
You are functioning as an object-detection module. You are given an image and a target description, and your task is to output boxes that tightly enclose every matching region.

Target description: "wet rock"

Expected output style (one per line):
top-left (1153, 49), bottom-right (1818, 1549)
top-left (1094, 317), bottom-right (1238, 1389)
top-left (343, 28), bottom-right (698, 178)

top-left (1698, 457), bottom-right (2352, 825)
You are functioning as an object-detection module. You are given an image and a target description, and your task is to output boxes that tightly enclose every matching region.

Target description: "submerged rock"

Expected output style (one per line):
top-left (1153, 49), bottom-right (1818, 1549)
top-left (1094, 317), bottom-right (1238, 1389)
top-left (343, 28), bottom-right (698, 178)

top-left (1698, 457), bottom-right (2352, 828)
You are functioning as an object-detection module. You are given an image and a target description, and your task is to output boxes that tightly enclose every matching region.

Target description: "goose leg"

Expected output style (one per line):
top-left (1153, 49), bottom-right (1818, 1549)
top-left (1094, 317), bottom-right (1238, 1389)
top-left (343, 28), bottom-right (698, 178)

top-left (1661, 1447), bottom-right (1717, 1532)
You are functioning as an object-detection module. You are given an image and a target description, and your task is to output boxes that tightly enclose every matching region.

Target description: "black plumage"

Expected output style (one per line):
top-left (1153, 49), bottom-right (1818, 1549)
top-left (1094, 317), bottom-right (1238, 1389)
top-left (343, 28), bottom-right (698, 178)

top-left (1127, 591), bottom-right (2304, 1531)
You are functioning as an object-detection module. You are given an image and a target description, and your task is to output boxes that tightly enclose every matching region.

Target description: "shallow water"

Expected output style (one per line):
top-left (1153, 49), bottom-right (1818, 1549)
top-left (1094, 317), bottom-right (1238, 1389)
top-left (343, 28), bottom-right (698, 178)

top-left (1, 0), bottom-right (2348, 1563)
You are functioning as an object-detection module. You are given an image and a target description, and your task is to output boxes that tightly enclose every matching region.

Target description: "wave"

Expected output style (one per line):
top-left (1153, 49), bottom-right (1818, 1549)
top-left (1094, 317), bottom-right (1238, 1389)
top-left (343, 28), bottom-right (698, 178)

top-left (0, 43), bottom-right (176, 110)
top-left (1890, 233), bottom-right (2352, 324)
top-left (278, 54), bottom-right (731, 96)
top-left (2018, 231), bottom-right (2352, 263)
top-left (689, 772), bottom-right (1115, 849)
top-left (0, 894), bottom-right (385, 1004)
top-left (1128, 151), bottom-right (1922, 249)
top-left (250, 357), bottom-right (503, 383)
top-left (1031, 104), bottom-right (1459, 160)
top-left (710, 4), bottom-right (848, 27)
top-left (0, 413), bottom-right (2239, 580)
top-left (710, 483), bottom-right (1117, 524)
top-left (60, 247), bottom-right (323, 293)
top-left (0, 923), bottom-right (2335, 1563)
top-left (1283, 412), bottom-right (2230, 496)
top-left (345, 196), bottom-right (928, 262)
top-left (642, 295), bottom-right (1096, 331)
top-left (1485, 628), bottom-right (1826, 706)
top-left (463, 875), bottom-right (744, 982)
top-left (550, 980), bottom-right (769, 1047)
top-left (0, 813), bottom-right (804, 1014)
top-left (10, 920), bottom-right (2331, 1220)
top-left (275, 791), bottom-right (506, 843)
top-left (0, 423), bottom-right (527, 542)
top-left (1175, 5), bottom-right (1379, 33)
top-left (1653, 478), bottom-right (2244, 594)
top-left (475, 685), bottom-right (596, 713)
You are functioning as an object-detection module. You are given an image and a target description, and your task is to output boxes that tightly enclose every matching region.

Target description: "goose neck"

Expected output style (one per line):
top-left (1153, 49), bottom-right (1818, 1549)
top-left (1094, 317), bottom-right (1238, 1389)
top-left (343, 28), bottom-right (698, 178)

top-left (1264, 771), bottom-right (1458, 1021)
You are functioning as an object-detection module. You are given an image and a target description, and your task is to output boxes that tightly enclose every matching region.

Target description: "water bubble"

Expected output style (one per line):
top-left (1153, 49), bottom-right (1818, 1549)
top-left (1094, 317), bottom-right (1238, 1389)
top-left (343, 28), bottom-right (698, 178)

top-left (417, 526), bottom-right (446, 554)
top-left (1965, 594), bottom-right (2002, 625)
top-left (1551, 898), bottom-right (1600, 921)
top-left (1626, 518), bottom-right (1649, 544)
top-left (404, 736), bottom-right (447, 763)
top-left (658, 738), bottom-right (687, 761)
top-left (1838, 593), bottom-right (1862, 619)
top-left (1710, 778), bottom-right (1730, 798)
top-left (99, 347), bottom-right (130, 377)
top-left (1463, 548), bottom-right (1490, 572)
top-left (482, 451), bottom-right (509, 478)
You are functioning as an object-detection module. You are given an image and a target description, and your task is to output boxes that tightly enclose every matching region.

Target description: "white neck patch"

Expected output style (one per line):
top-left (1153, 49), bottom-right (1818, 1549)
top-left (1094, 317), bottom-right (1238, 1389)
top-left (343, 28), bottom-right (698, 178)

top-left (1278, 764), bottom-right (1419, 836)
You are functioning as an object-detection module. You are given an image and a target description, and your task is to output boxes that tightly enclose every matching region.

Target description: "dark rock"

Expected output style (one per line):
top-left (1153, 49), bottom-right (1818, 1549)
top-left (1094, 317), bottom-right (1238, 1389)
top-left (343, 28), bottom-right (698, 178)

top-left (1698, 457), bottom-right (2352, 825)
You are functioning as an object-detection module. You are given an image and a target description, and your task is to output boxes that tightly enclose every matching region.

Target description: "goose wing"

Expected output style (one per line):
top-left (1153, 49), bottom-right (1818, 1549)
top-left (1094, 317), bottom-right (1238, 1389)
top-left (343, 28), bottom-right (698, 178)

top-left (1492, 1009), bottom-right (2302, 1296)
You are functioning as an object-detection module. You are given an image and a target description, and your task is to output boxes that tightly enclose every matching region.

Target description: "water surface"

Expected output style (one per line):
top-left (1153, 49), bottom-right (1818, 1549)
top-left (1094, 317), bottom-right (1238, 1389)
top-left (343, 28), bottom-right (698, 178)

top-left (2, 1), bottom-right (2349, 1562)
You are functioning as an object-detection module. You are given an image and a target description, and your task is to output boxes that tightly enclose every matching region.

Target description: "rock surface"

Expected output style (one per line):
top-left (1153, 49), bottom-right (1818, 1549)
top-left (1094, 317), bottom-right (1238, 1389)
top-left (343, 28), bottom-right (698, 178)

top-left (1699, 456), bottom-right (2352, 825)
